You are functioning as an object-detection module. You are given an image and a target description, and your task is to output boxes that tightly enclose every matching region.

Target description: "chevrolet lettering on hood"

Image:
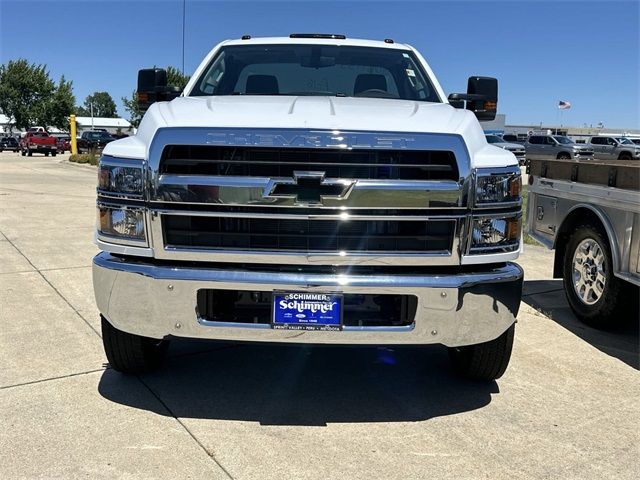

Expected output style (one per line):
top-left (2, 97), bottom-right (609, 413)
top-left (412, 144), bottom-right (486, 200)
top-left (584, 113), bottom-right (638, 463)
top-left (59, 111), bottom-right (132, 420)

top-left (205, 131), bottom-right (417, 149)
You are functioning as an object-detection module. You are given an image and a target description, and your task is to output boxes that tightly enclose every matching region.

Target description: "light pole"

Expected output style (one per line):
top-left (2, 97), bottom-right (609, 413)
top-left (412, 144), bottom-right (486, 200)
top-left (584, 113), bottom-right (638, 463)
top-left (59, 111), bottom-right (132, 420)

top-left (90, 102), bottom-right (94, 130)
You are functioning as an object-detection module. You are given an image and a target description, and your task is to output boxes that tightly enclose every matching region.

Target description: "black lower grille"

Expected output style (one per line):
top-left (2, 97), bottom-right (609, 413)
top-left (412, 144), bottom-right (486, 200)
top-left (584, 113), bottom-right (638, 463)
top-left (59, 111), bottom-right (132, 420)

top-left (163, 216), bottom-right (455, 252)
top-left (160, 146), bottom-right (459, 181)
top-left (197, 289), bottom-right (417, 327)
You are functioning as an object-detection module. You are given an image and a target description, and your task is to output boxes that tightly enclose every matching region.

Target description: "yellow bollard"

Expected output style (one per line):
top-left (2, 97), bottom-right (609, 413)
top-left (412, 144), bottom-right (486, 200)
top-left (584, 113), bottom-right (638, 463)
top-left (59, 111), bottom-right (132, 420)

top-left (69, 114), bottom-right (78, 155)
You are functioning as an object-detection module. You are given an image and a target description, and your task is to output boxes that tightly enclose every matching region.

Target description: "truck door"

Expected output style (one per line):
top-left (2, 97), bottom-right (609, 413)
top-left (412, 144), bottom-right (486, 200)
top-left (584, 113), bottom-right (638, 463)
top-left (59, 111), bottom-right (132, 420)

top-left (545, 136), bottom-right (558, 159)
top-left (604, 137), bottom-right (618, 160)
top-left (590, 137), bottom-right (604, 159)
top-left (527, 136), bottom-right (544, 160)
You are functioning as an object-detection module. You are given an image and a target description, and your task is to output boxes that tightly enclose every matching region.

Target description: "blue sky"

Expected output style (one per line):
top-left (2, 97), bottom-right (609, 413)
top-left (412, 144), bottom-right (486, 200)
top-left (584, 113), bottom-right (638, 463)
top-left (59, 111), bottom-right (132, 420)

top-left (1, 0), bottom-right (638, 128)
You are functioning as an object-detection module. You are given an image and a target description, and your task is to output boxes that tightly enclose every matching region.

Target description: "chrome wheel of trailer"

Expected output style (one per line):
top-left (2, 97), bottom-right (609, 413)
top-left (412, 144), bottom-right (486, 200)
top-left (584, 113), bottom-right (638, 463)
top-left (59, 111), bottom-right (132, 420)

top-left (562, 224), bottom-right (629, 329)
top-left (571, 238), bottom-right (606, 306)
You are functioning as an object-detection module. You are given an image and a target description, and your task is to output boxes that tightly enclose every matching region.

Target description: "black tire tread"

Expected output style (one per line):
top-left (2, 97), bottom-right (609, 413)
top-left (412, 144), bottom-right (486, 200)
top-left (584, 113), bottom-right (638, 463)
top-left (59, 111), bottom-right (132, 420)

top-left (448, 324), bottom-right (515, 380)
top-left (562, 224), bottom-right (626, 328)
top-left (101, 316), bottom-right (169, 374)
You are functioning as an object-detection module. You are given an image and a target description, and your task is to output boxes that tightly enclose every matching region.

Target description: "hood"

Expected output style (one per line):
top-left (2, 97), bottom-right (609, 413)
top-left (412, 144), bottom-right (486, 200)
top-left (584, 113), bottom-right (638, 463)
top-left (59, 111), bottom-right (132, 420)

top-left (156, 96), bottom-right (469, 132)
top-left (105, 95), bottom-right (516, 168)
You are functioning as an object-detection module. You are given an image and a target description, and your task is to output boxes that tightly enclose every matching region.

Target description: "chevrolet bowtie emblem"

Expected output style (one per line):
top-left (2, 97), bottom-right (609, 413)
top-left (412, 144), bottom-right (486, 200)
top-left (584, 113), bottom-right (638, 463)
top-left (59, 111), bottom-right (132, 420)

top-left (264, 171), bottom-right (354, 206)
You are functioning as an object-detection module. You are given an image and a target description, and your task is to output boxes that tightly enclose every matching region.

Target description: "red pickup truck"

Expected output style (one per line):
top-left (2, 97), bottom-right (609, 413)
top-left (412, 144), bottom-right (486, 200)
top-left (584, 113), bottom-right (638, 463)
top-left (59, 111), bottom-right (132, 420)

top-left (20, 132), bottom-right (58, 157)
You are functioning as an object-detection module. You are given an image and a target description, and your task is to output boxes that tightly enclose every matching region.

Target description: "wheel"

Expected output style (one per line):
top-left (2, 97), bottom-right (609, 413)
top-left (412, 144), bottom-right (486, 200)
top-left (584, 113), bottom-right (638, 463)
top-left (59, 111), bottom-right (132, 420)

top-left (562, 225), bottom-right (625, 328)
top-left (101, 316), bottom-right (170, 374)
top-left (448, 324), bottom-right (515, 380)
top-left (27, 149), bottom-right (32, 156)
top-left (558, 153), bottom-right (571, 160)
top-left (44, 151), bottom-right (49, 157)
top-left (52, 151), bottom-right (57, 157)
top-left (21, 149), bottom-right (26, 156)
top-left (619, 153), bottom-right (631, 160)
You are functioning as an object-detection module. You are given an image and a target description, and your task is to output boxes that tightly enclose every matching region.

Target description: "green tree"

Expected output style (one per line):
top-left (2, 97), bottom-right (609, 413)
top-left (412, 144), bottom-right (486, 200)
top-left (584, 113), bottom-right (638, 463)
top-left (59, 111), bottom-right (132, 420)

top-left (166, 66), bottom-right (190, 90)
top-left (122, 66), bottom-right (190, 127)
top-left (76, 91), bottom-right (118, 118)
top-left (48, 76), bottom-right (75, 129)
top-left (0, 59), bottom-right (75, 131)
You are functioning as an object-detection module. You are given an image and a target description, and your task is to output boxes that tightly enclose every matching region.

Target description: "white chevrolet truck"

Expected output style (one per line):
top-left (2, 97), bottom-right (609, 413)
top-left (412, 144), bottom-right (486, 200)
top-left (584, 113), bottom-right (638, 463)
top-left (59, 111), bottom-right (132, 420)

top-left (94, 34), bottom-right (523, 380)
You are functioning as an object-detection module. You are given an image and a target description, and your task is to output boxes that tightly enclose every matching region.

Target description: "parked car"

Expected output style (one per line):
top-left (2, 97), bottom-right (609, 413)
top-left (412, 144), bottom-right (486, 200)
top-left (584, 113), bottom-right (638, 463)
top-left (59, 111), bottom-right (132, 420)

top-left (589, 136), bottom-right (640, 160)
top-left (525, 134), bottom-right (594, 160)
top-left (77, 130), bottom-right (115, 152)
top-left (55, 136), bottom-right (71, 153)
top-left (0, 136), bottom-right (20, 152)
top-left (19, 132), bottom-right (57, 156)
top-left (485, 134), bottom-right (526, 165)
top-left (629, 138), bottom-right (640, 146)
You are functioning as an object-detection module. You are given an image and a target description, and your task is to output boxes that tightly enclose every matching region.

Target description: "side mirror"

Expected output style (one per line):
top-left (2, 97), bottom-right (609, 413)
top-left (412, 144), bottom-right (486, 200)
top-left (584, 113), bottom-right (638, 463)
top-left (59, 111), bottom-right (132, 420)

top-left (136, 68), bottom-right (181, 113)
top-left (448, 76), bottom-right (498, 121)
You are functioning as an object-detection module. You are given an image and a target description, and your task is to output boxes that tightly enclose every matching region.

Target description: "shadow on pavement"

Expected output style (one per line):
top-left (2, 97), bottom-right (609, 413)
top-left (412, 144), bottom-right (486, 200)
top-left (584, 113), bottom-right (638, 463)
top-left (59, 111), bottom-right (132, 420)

top-left (522, 279), bottom-right (639, 369)
top-left (98, 342), bottom-right (498, 426)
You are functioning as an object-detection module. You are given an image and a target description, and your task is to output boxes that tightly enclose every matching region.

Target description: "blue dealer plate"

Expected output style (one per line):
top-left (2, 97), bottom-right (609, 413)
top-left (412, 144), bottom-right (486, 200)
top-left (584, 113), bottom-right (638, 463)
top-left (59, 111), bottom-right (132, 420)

top-left (272, 292), bottom-right (343, 331)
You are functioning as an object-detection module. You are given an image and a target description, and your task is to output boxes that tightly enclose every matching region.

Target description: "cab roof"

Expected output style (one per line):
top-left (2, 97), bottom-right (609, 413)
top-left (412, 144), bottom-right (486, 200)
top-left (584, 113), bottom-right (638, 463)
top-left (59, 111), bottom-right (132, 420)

top-left (221, 36), bottom-right (413, 50)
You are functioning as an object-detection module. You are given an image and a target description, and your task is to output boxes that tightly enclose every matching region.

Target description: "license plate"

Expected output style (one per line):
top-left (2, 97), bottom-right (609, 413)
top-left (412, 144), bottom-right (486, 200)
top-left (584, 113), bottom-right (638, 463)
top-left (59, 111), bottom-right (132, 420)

top-left (272, 292), bottom-right (342, 331)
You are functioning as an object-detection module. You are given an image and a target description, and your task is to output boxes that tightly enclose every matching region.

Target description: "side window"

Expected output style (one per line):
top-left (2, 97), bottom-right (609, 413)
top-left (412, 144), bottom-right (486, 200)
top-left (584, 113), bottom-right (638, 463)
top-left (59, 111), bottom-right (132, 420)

top-left (607, 138), bottom-right (617, 146)
top-left (590, 137), bottom-right (601, 145)
top-left (528, 136), bottom-right (540, 144)
top-left (545, 137), bottom-right (555, 145)
top-left (199, 52), bottom-right (226, 95)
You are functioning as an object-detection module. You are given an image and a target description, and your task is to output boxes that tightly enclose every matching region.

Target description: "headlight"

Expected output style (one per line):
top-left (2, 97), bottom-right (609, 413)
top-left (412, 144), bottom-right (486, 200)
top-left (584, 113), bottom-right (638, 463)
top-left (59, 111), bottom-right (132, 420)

top-left (471, 215), bottom-right (521, 253)
top-left (97, 206), bottom-right (145, 240)
top-left (474, 167), bottom-right (521, 207)
top-left (98, 157), bottom-right (143, 196)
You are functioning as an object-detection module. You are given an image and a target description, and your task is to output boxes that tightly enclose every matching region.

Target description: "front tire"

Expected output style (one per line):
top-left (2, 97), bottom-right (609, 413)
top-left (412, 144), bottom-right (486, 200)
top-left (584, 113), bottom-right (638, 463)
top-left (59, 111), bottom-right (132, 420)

top-left (562, 225), bottom-right (625, 328)
top-left (101, 316), bottom-right (170, 374)
top-left (21, 149), bottom-right (26, 156)
top-left (448, 324), bottom-right (515, 380)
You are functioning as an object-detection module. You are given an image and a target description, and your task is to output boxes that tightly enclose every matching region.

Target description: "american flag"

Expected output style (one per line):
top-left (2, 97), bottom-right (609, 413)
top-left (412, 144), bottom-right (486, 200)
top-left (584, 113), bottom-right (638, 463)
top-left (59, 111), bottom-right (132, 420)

top-left (558, 100), bottom-right (571, 110)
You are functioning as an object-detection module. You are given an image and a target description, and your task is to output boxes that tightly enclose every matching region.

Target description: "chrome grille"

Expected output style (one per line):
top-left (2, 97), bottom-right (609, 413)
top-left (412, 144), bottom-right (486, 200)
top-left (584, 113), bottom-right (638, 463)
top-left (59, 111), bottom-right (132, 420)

top-left (160, 146), bottom-right (459, 181)
top-left (163, 215), bottom-right (455, 253)
top-left (146, 128), bottom-right (473, 266)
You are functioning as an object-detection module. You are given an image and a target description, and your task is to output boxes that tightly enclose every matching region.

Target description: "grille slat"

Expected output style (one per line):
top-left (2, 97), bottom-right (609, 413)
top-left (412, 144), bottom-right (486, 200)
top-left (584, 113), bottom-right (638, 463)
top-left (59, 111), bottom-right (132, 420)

top-left (163, 216), bottom-right (455, 253)
top-left (160, 146), bottom-right (458, 181)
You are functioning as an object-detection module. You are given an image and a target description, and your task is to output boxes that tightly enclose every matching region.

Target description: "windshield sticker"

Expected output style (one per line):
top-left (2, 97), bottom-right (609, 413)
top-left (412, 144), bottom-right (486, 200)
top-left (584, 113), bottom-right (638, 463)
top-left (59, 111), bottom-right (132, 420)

top-left (406, 69), bottom-right (416, 77)
top-left (402, 53), bottom-right (410, 58)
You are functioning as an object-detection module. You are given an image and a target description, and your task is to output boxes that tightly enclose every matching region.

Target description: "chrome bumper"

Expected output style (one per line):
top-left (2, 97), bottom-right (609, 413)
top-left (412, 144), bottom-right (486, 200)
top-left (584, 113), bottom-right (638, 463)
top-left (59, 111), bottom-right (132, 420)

top-left (93, 252), bottom-right (522, 347)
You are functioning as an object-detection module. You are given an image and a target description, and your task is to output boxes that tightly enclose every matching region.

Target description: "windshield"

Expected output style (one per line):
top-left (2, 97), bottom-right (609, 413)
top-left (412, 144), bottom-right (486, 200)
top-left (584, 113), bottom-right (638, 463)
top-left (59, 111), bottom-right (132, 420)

top-left (190, 44), bottom-right (441, 102)
top-left (485, 135), bottom-right (504, 144)
top-left (616, 137), bottom-right (634, 145)
top-left (553, 136), bottom-right (574, 145)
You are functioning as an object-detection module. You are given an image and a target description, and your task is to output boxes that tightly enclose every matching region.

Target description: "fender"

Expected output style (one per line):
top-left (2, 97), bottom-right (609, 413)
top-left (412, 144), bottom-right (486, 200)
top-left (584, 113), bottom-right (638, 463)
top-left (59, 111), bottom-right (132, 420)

top-left (556, 202), bottom-right (620, 273)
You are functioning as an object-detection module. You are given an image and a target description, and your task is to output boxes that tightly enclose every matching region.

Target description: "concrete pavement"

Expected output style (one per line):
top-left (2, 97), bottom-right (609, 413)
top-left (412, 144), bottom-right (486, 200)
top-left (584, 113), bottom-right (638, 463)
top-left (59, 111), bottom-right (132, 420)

top-left (0, 151), bottom-right (638, 479)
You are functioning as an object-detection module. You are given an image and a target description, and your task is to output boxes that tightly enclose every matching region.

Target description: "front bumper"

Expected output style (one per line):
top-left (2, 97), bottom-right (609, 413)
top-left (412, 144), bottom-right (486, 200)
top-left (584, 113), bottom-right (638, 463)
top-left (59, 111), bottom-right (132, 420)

top-left (93, 252), bottom-right (523, 347)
